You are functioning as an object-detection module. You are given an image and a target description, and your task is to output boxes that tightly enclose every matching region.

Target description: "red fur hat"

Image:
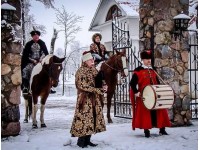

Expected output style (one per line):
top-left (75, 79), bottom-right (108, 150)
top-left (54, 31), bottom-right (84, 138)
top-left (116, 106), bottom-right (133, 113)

top-left (140, 50), bottom-right (152, 59)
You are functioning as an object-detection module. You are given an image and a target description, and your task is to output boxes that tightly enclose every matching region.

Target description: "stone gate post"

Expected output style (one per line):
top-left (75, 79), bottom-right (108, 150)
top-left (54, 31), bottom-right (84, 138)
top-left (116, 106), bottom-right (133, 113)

top-left (139, 0), bottom-right (191, 126)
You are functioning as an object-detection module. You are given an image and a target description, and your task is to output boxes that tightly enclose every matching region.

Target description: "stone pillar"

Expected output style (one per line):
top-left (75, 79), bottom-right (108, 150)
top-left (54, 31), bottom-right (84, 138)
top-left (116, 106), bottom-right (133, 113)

top-left (139, 0), bottom-right (191, 126)
top-left (1, 22), bottom-right (22, 136)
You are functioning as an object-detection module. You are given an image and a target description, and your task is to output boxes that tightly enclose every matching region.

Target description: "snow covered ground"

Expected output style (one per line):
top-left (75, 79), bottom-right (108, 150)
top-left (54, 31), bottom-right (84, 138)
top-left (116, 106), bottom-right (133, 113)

top-left (1, 86), bottom-right (198, 150)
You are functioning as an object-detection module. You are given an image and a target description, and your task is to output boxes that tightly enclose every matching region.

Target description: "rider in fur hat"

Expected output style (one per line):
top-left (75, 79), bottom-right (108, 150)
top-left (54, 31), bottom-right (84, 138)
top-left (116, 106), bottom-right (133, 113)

top-left (90, 33), bottom-right (109, 64)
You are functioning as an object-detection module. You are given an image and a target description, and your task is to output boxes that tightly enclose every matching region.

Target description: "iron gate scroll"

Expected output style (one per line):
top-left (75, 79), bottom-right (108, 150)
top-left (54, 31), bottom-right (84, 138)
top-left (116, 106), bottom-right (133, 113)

top-left (112, 19), bottom-right (141, 119)
top-left (189, 30), bottom-right (198, 119)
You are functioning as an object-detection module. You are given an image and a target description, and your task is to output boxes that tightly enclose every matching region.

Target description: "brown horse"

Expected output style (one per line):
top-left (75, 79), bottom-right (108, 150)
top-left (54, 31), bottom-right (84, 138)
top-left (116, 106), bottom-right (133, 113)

top-left (100, 49), bottom-right (128, 123)
top-left (23, 54), bottom-right (65, 128)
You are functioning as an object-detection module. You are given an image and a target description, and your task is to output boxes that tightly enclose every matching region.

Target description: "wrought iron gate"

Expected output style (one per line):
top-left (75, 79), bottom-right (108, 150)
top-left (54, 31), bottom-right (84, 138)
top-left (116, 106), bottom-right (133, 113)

top-left (188, 30), bottom-right (198, 119)
top-left (112, 20), bottom-right (198, 120)
top-left (112, 19), bottom-right (141, 119)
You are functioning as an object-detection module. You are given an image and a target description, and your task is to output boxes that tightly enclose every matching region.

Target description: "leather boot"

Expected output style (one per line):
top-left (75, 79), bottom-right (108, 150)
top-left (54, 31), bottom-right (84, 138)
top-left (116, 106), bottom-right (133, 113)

top-left (86, 135), bottom-right (98, 147)
top-left (144, 129), bottom-right (150, 138)
top-left (77, 136), bottom-right (87, 148)
top-left (159, 127), bottom-right (168, 135)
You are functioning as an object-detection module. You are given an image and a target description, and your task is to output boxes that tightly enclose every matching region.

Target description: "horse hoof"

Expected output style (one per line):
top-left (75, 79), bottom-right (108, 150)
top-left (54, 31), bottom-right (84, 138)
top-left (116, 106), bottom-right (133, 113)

top-left (32, 124), bottom-right (38, 129)
top-left (108, 119), bottom-right (113, 123)
top-left (41, 124), bottom-right (47, 128)
top-left (23, 119), bottom-right (28, 123)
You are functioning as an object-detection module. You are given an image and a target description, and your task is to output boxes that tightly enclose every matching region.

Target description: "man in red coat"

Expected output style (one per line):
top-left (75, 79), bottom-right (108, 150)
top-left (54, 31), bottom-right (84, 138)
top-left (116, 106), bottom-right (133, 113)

top-left (129, 50), bottom-right (171, 138)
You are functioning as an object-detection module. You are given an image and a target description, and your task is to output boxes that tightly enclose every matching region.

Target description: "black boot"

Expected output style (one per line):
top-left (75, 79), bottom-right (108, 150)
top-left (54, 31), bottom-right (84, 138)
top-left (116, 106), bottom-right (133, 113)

top-left (86, 135), bottom-right (98, 147)
top-left (144, 129), bottom-right (150, 138)
top-left (159, 127), bottom-right (168, 135)
top-left (22, 78), bottom-right (29, 94)
top-left (50, 88), bottom-right (56, 94)
top-left (77, 136), bottom-right (87, 148)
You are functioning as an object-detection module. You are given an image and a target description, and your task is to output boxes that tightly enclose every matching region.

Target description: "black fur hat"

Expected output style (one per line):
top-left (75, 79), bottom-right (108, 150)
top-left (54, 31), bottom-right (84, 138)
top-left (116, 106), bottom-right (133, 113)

top-left (30, 30), bottom-right (41, 36)
top-left (140, 50), bottom-right (152, 59)
top-left (92, 33), bottom-right (102, 42)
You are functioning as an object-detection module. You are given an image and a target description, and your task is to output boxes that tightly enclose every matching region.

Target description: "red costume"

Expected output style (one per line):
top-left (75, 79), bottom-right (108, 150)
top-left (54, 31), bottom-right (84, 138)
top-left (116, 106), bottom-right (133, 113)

top-left (130, 66), bottom-right (171, 130)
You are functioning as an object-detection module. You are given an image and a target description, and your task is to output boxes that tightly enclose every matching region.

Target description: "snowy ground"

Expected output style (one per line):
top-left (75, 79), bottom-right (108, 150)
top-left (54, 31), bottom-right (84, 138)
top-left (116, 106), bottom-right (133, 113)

top-left (1, 84), bottom-right (198, 150)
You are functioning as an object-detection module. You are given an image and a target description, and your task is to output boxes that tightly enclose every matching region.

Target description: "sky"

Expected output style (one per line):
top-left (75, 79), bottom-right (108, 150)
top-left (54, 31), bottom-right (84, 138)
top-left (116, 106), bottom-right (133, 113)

top-left (29, 0), bottom-right (100, 51)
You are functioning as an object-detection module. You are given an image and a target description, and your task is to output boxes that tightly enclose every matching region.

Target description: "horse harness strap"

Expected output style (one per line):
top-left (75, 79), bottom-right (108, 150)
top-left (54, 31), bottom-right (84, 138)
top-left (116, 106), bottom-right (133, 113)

top-left (104, 62), bottom-right (127, 72)
top-left (104, 62), bottom-right (119, 72)
top-left (46, 63), bottom-right (61, 81)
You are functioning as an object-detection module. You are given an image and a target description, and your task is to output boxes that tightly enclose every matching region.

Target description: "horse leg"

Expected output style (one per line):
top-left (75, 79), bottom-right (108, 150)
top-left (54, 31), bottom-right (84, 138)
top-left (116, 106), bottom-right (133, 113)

top-left (40, 95), bottom-right (48, 128)
top-left (23, 99), bottom-right (28, 123)
top-left (107, 90), bottom-right (115, 123)
top-left (40, 104), bottom-right (47, 127)
top-left (32, 95), bottom-right (38, 128)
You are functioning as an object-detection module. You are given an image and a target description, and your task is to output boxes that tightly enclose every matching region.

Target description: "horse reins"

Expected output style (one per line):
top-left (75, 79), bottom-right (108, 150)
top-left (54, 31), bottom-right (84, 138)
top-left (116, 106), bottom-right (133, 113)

top-left (48, 63), bottom-right (61, 82)
top-left (103, 58), bottom-right (127, 73)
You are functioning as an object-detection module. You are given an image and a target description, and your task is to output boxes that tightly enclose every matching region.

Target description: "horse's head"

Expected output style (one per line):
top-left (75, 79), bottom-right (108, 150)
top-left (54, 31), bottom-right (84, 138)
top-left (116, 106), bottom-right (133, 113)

top-left (45, 55), bottom-right (66, 87)
top-left (114, 49), bottom-right (128, 78)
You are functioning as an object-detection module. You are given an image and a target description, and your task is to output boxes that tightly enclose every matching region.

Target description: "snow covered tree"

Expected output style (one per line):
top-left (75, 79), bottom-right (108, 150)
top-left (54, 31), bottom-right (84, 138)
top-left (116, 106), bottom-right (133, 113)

top-left (50, 28), bottom-right (60, 54)
top-left (55, 47), bottom-right (65, 58)
top-left (54, 5), bottom-right (83, 95)
top-left (35, 0), bottom-right (55, 8)
top-left (21, 0), bottom-right (54, 45)
top-left (65, 41), bottom-right (82, 80)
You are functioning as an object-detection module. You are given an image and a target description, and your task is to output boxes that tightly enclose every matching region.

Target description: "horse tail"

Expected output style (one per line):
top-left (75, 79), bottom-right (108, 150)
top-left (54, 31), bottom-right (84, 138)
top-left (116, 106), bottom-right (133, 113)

top-left (27, 95), bottom-right (32, 119)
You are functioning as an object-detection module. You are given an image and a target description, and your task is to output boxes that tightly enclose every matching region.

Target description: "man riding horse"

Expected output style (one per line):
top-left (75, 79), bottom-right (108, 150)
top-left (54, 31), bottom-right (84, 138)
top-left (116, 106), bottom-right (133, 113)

top-left (21, 30), bottom-right (55, 94)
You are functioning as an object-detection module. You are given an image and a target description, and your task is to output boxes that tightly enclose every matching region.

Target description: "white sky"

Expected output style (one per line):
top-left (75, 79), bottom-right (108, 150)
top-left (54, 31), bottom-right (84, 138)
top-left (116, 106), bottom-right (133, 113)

top-left (29, 0), bottom-right (100, 51)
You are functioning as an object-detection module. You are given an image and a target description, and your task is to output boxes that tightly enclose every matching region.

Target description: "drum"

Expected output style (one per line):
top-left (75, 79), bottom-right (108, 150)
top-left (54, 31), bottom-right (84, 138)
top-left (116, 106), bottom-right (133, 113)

top-left (142, 85), bottom-right (175, 110)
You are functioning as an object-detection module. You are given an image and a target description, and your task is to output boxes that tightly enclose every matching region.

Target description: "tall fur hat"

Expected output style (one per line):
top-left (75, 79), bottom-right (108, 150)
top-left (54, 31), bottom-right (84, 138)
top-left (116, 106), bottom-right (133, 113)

top-left (30, 30), bottom-right (41, 36)
top-left (92, 33), bottom-right (102, 42)
top-left (82, 51), bottom-right (93, 62)
top-left (140, 50), bottom-right (152, 59)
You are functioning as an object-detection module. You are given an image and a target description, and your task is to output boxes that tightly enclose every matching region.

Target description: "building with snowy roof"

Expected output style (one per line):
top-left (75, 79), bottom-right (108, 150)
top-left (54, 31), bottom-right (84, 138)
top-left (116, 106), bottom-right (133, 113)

top-left (89, 0), bottom-right (139, 52)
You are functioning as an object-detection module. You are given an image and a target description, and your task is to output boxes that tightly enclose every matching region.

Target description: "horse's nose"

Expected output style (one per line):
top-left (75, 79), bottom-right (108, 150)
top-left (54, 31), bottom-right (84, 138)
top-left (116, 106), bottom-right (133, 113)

top-left (123, 68), bottom-right (128, 77)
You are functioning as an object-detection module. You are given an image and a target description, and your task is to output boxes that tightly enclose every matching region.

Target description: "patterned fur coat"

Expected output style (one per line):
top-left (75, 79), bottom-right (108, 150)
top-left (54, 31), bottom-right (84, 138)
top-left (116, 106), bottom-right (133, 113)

top-left (90, 43), bottom-right (107, 57)
top-left (70, 63), bottom-right (106, 137)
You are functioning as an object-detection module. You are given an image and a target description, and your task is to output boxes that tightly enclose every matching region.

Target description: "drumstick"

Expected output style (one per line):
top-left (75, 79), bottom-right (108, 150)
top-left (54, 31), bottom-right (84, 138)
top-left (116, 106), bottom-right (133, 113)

top-left (153, 70), bottom-right (168, 85)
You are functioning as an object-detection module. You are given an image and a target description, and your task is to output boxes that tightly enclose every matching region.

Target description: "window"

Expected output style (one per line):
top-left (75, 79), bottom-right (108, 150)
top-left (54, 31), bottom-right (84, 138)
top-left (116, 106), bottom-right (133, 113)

top-left (106, 5), bottom-right (122, 21)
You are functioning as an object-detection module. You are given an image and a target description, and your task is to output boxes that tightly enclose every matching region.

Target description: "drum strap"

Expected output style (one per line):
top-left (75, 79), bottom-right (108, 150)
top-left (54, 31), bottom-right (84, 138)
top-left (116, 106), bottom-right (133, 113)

top-left (152, 70), bottom-right (168, 85)
top-left (147, 68), bottom-right (154, 85)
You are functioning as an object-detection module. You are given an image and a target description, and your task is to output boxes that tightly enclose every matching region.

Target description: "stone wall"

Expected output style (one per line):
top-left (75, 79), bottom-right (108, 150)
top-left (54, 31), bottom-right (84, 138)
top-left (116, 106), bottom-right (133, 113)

top-left (1, 22), bottom-right (22, 136)
top-left (139, 0), bottom-right (191, 126)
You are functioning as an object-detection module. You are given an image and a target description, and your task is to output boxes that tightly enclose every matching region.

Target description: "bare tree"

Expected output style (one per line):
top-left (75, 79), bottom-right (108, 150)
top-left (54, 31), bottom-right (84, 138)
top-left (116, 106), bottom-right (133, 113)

top-left (35, 0), bottom-right (55, 8)
top-left (55, 47), bottom-right (65, 58)
top-left (54, 5), bottom-right (83, 95)
top-left (50, 28), bottom-right (60, 54)
top-left (21, 0), bottom-right (54, 45)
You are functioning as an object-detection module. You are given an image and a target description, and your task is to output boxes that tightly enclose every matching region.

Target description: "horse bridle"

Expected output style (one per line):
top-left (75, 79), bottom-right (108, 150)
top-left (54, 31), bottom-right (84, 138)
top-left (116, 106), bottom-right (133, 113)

top-left (104, 56), bottom-right (128, 73)
top-left (48, 63), bottom-right (61, 82)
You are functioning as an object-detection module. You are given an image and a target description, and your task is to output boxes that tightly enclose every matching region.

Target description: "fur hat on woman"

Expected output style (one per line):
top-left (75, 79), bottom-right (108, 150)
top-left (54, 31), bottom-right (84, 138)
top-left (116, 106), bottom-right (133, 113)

top-left (82, 51), bottom-right (93, 62)
top-left (140, 50), bottom-right (152, 59)
top-left (92, 33), bottom-right (102, 42)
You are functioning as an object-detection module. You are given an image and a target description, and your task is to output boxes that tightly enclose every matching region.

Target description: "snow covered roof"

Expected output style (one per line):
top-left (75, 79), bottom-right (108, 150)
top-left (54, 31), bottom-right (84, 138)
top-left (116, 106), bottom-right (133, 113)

top-left (89, 0), bottom-right (139, 31)
top-left (116, 0), bottom-right (139, 16)
top-left (1, 2), bottom-right (16, 11)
